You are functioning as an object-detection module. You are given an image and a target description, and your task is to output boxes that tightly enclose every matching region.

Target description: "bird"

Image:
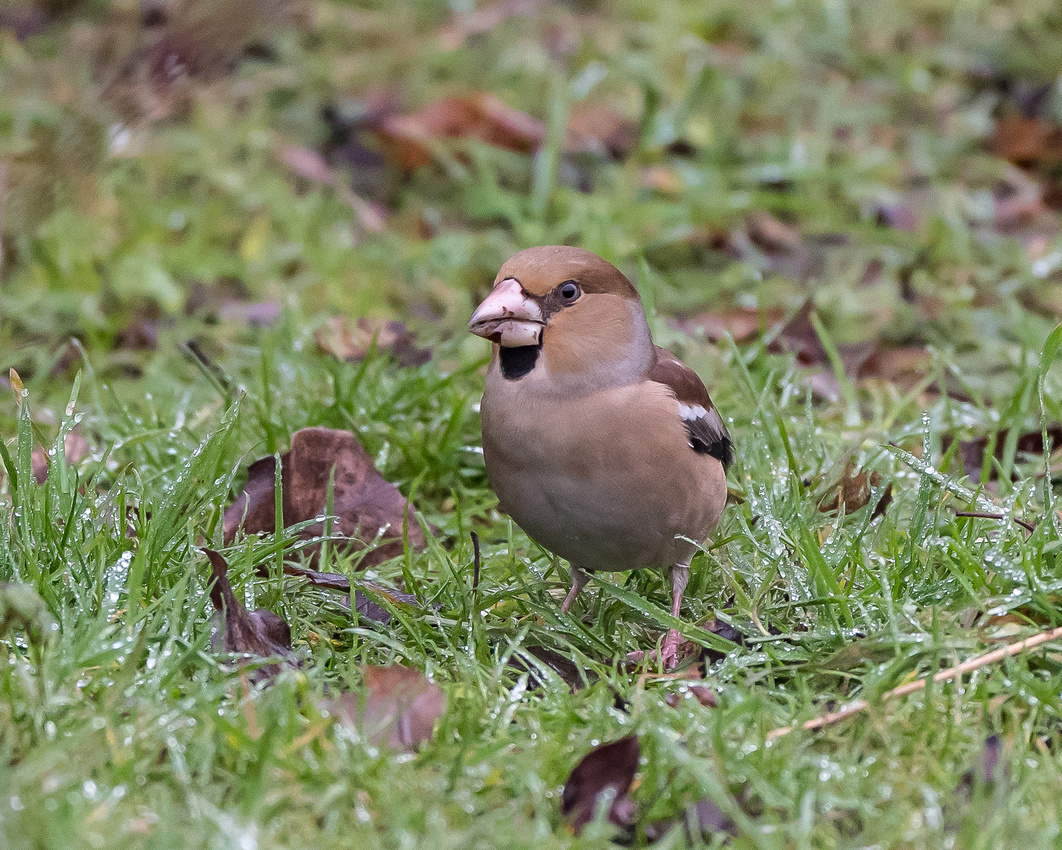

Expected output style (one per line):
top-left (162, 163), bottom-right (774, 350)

top-left (469, 245), bottom-right (733, 669)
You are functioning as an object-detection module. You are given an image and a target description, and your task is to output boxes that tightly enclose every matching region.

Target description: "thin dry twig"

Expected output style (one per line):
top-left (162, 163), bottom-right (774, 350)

top-left (953, 509), bottom-right (1036, 535)
top-left (767, 623), bottom-right (1062, 741)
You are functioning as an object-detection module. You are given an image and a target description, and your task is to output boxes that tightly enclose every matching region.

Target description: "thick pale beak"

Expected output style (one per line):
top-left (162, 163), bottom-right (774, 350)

top-left (468, 278), bottom-right (544, 347)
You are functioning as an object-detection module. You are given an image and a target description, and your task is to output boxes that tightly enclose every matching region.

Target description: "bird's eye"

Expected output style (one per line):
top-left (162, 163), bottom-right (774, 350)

top-left (558, 281), bottom-right (581, 302)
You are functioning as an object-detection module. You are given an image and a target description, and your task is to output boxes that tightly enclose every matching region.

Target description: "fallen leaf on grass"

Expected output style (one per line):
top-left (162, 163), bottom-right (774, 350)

top-left (945, 423), bottom-right (1062, 481)
top-left (767, 301), bottom-right (931, 399)
top-left (670, 306), bottom-right (786, 344)
top-left (314, 316), bottom-right (432, 367)
top-left (373, 92), bottom-right (638, 173)
top-left (818, 460), bottom-right (892, 518)
top-left (643, 797), bottom-right (738, 844)
top-left (566, 104), bottom-right (640, 160)
top-left (324, 665), bottom-right (445, 751)
top-left (0, 3), bottom-right (51, 40)
top-left (768, 301), bottom-right (876, 371)
top-left (223, 427), bottom-right (427, 568)
top-left (510, 645), bottom-right (595, 693)
top-left (561, 735), bottom-right (639, 835)
top-left (204, 549), bottom-right (298, 682)
top-left (31, 429), bottom-right (90, 485)
top-left (958, 735), bottom-right (1004, 795)
top-left (746, 210), bottom-right (802, 254)
top-left (990, 116), bottom-right (1062, 168)
top-left (665, 684), bottom-right (718, 709)
top-left (375, 93), bottom-right (545, 171)
top-left (276, 143), bottom-right (387, 233)
top-left (562, 734), bottom-right (740, 843)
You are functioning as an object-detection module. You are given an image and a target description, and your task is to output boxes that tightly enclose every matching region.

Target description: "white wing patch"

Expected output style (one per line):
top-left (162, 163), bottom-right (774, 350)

top-left (678, 403), bottom-right (708, 422)
top-left (676, 400), bottom-right (734, 467)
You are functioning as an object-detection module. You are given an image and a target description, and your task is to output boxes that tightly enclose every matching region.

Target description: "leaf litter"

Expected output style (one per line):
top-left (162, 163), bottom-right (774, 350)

top-left (223, 426), bottom-right (427, 569)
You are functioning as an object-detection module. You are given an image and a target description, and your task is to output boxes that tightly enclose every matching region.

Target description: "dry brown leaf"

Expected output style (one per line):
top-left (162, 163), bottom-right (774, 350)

top-left (223, 427), bottom-right (427, 568)
top-left (204, 548), bottom-right (298, 682)
top-left (991, 115), bottom-right (1062, 168)
top-left (375, 93), bottom-right (545, 171)
top-left (31, 429), bottom-right (90, 485)
top-left (956, 736), bottom-right (1005, 800)
top-left (373, 92), bottom-right (636, 172)
top-left (746, 211), bottom-right (802, 254)
top-left (275, 143), bottom-right (387, 232)
top-left (566, 104), bottom-right (639, 160)
top-left (314, 316), bottom-right (432, 367)
top-left (561, 735), bottom-right (640, 836)
top-left (818, 460), bottom-right (892, 518)
top-left (672, 306), bottom-right (786, 344)
top-left (324, 665), bottom-right (445, 751)
top-left (945, 423), bottom-right (1062, 481)
top-left (665, 684), bottom-right (718, 709)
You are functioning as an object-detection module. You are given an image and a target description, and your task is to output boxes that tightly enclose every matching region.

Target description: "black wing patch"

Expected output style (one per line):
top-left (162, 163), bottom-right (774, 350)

top-left (678, 402), bottom-right (735, 469)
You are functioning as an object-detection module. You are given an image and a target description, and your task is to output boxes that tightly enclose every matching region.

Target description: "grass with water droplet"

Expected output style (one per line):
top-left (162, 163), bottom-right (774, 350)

top-left (3, 1), bottom-right (1062, 847)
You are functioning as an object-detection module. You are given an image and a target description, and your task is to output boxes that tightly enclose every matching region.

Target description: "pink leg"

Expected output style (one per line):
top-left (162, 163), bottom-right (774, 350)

top-left (659, 565), bottom-right (690, 669)
top-left (561, 565), bottom-right (589, 614)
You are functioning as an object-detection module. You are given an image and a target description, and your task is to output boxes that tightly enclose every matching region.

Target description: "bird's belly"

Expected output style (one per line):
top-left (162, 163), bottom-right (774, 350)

top-left (487, 453), bottom-right (722, 572)
top-left (481, 377), bottom-right (727, 571)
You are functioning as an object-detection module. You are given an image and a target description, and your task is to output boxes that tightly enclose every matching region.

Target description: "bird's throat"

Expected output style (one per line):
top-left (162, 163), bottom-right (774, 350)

top-left (499, 345), bottom-right (540, 380)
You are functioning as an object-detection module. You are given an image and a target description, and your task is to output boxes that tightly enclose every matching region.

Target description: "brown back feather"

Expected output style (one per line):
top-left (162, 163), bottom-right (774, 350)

top-left (648, 347), bottom-right (734, 469)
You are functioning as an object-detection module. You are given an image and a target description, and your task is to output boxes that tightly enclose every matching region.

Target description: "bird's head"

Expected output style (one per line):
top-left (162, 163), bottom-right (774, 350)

top-left (469, 246), bottom-right (653, 390)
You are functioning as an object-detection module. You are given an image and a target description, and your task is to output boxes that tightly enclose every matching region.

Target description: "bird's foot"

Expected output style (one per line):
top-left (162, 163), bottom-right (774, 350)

top-left (625, 629), bottom-right (685, 671)
top-left (659, 628), bottom-right (683, 669)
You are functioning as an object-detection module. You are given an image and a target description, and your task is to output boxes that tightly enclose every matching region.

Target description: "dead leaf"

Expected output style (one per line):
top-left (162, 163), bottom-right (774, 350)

top-left (114, 309), bottom-right (161, 351)
top-left (223, 427), bottom-right (427, 568)
top-left (991, 116), bottom-right (1062, 168)
top-left (956, 735), bottom-right (1005, 800)
top-left (561, 735), bottom-right (639, 835)
top-left (314, 316), bottom-right (432, 367)
top-left (644, 797), bottom-right (738, 843)
top-left (671, 306), bottom-right (786, 344)
top-left (818, 460), bottom-right (892, 518)
top-left (746, 211), bottom-right (802, 254)
top-left (350, 583), bottom-right (422, 625)
top-left (324, 665), bottom-right (445, 751)
top-left (204, 548), bottom-right (298, 682)
top-left (665, 684), bottom-right (718, 709)
top-left (31, 429), bottom-right (90, 485)
top-left (375, 93), bottom-right (545, 171)
top-left (98, 0), bottom-right (300, 123)
top-left (509, 645), bottom-right (595, 693)
top-left (768, 301), bottom-right (877, 372)
top-left (276, 142), bottom-right (387, 233)
top-left (945, 423), bottom-right (1062, 480)
top-left (216, 300), bottom-right (282, 327)
top-left (566, 104), bottom-right (639, 160)
top-left (372, 91), bottom-right (636, 172)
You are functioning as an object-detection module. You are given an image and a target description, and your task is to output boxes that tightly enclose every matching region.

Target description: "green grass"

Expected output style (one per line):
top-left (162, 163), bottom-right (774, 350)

top-left (3, 0), bottom-right (1062, 846)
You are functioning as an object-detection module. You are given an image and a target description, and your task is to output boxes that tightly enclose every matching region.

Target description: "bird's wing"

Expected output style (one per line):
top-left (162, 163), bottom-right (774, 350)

top-left (647, 346), bottom-right (734, 469)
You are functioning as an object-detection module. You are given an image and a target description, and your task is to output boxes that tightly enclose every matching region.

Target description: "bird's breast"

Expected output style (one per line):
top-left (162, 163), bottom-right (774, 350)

top-left (480, 375), bottom-right (727, 571)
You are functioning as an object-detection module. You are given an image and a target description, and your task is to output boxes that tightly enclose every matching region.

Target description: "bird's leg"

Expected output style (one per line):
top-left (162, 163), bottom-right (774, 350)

top-left (659, 564), bottom-right (691, 669)
top-left (561, 565), bottom-right (589, 614)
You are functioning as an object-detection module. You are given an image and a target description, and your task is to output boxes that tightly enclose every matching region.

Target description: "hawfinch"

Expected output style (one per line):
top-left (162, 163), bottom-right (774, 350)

top-left (469, 246), bottom-right (733, 668)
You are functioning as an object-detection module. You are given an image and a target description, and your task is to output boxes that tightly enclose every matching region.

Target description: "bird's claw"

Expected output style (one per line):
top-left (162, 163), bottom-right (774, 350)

top-left (626, 629), bottom-right (684, 671)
